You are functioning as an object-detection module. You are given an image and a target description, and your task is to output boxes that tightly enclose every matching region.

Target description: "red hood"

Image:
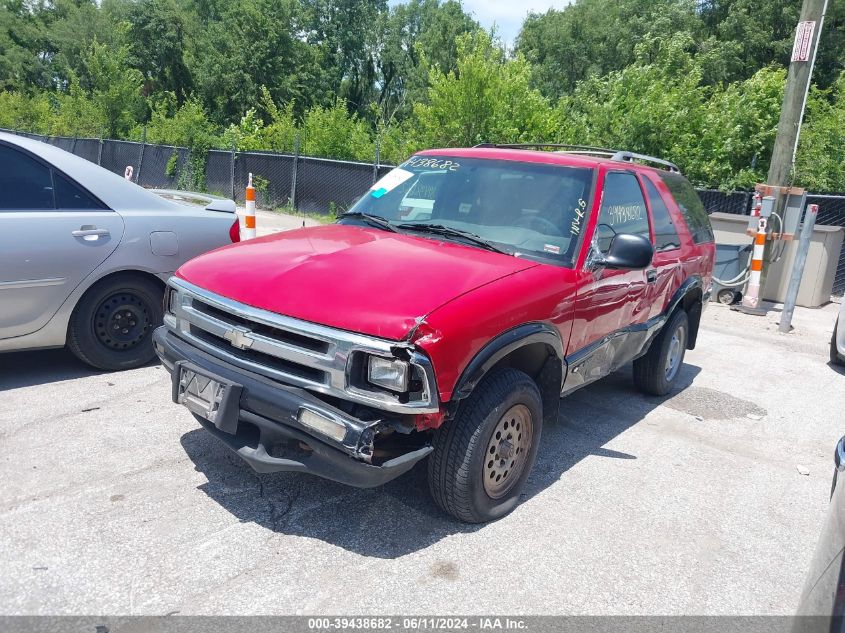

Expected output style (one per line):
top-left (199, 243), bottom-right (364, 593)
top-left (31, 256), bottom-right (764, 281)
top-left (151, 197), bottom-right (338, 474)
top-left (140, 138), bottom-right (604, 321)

top-left (176, 224), bottom-right (537, 340)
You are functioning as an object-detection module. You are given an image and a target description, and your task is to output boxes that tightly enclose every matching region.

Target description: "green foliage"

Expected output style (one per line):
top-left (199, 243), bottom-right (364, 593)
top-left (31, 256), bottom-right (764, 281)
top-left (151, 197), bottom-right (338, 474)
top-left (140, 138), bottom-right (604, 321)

top-left (796, 75), bottom-right (845, 192)
top-left (517, 0), bottom-right (702, 98)
top-left (554, 34), bottom-right (705, 165)
top-left (414, 31), bottom-right (554, 147)
top-left (144, 94), bottom-right (219, 148)
top-left (0, 91), bottom-right (53, 134)
top-left (685, 67), bottom-right (786, 189)
top-left (144, 95), bottom-right (217, 190)
top-left (128, 0), bottom-right (193, 102)
top-left (165, 150), bottom-right (179, 179)
top-left (221, 88), bottom-right (298, 152)
top-left (251, 174), bottom-right (270, 208)
top-left (82, 36), bottom-right (144, 138)
top-left (301, 100), bottom-right (374, 161)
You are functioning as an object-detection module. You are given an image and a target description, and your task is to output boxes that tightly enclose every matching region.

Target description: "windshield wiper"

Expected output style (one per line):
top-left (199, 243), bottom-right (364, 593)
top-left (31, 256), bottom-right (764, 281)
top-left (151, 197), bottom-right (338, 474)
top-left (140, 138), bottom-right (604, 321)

top-left (339, 211), bottom-right (398, 232)
top-left (396, 223), bottom-right (510, 255)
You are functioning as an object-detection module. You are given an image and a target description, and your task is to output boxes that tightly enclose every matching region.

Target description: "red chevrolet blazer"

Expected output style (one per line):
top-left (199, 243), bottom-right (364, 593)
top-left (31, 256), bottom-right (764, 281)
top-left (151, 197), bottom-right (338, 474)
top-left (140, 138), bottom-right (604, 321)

top-left (154, 145), bottom-right (715, 523)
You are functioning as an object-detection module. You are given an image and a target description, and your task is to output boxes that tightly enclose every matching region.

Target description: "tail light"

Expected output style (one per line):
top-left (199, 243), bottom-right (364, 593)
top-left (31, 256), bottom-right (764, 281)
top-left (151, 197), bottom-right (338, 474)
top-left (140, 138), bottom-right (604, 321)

top-left (229, 217), bottom-right (241, 243)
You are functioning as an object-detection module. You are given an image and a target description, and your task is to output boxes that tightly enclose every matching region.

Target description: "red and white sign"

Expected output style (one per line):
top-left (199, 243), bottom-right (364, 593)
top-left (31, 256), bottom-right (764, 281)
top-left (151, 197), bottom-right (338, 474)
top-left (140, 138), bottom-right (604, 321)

top-left (791, 21), bottom-right (816, 62)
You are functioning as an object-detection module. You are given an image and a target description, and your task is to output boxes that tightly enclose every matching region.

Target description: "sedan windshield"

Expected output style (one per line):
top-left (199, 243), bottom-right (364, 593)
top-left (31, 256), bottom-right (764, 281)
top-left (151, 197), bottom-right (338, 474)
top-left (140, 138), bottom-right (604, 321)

top-left (344, 156), bottom-right (594, 267)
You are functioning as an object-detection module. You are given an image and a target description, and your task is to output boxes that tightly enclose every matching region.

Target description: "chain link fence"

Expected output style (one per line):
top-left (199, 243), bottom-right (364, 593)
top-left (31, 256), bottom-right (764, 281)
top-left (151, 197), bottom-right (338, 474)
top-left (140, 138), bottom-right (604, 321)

top-left (4, 127), bottom-right (845, 295)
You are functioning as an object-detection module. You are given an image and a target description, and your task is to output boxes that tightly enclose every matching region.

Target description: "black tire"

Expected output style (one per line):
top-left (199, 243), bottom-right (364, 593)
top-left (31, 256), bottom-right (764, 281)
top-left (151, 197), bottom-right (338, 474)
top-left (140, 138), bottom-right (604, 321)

top-left (832, 319), bottom-right (843, 366)
top-left (717, 288), bottom-right (736, 305)
top-left (428, 368), bottom-right (542, 523)
top-left (67, 274), bottom-right (163, 371)
top-left (633, 309), bottom-right (689, 396)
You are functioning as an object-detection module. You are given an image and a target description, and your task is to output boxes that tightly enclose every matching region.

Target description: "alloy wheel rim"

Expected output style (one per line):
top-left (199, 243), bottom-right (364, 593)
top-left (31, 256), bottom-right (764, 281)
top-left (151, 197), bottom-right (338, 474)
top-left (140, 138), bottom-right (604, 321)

top-left (483, 404), bottom-right (533, 499)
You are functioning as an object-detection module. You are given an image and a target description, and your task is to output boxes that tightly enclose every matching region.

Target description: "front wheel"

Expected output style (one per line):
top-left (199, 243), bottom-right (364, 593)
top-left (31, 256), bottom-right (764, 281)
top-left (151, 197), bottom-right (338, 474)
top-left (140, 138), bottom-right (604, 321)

top-left (67, 275), bottom-right (163, 371)
top-left (428, 368), bottom-right (543, 523)
top-left (633, 309), bottom-right (689, 396)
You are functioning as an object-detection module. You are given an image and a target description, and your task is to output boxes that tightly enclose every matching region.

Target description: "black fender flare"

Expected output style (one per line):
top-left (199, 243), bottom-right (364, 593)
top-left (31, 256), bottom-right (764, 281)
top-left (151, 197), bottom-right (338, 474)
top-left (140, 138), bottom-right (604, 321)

top-left (665, 275), bottom-right (705, 349)
top-left (452, 322), bottom-right (564, 402)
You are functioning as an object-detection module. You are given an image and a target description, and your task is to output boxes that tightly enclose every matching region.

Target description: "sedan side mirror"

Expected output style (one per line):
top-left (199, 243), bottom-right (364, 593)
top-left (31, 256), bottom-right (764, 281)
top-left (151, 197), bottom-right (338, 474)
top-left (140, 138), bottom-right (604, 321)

top-left (603, 233), bottom-right (654, 270)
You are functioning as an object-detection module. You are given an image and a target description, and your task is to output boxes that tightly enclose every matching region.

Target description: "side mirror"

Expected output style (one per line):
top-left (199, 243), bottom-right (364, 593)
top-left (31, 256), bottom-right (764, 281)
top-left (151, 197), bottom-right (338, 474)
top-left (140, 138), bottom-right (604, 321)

top-left (603, 233), bottom-right (653, 270)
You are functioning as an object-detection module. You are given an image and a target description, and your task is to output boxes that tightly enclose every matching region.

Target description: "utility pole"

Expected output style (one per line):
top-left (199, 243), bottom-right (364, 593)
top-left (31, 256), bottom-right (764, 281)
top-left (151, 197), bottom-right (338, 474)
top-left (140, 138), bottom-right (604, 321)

top-left (767, 0), bottom-right (828, 187)
top-left (743, 0), bottom-right (828, 315)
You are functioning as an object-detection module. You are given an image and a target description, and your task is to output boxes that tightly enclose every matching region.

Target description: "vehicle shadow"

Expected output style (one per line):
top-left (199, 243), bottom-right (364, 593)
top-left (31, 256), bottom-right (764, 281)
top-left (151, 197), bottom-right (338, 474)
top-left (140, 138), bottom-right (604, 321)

top-left (180, 363), bottom-right (701, 559)
top-left (0, 348), bottom-right (102, 390)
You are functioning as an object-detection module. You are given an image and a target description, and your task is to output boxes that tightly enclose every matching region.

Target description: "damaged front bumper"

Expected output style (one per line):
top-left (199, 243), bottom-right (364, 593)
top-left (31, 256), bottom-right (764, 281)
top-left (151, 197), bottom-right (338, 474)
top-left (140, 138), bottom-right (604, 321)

top-left (154, 327), bottom-right (433, 488)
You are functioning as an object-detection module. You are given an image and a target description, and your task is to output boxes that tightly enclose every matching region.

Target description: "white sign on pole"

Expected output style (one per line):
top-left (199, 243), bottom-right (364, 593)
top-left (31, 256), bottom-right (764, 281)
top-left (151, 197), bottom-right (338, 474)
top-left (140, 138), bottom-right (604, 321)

top-left (791, 21), bottom-right (816, 62)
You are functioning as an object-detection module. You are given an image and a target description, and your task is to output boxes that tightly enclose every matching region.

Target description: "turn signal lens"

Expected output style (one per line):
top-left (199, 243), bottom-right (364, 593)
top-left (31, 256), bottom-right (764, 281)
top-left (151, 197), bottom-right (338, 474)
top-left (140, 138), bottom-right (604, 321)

top-left (298, 408), bottom-right (347, 443)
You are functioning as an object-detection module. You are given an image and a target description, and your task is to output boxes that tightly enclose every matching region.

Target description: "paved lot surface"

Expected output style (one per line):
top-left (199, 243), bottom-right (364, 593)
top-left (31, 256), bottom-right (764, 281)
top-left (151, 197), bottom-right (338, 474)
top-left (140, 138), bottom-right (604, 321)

top-left (1, 298), bottom-right (843, 615)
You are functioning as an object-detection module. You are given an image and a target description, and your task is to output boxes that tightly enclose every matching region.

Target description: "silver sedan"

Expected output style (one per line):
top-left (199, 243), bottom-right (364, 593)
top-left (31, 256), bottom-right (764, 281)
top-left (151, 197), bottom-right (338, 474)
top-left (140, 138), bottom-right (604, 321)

top-left (0, 131), bottom-right (240, 370)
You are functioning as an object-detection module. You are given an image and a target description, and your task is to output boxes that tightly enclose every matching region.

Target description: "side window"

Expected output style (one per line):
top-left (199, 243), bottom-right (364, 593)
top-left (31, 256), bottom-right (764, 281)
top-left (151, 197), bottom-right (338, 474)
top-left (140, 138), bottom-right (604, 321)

top-left (54, 171), bottom-right (106, 210)
top-left (642, 177), bottom-right (681, 252)
top-left (658, 172), bottom-right (714, 244)
top-left (595, 171), bottom-right (650, 252)
top-left (0, 144), bottom-right (53, 210)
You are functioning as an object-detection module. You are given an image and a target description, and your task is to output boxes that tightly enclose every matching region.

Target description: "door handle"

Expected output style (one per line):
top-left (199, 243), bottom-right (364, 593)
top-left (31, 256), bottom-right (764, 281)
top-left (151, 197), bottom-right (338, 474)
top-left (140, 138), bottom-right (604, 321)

top-left (646, 269), bottom-right (657, 283)
top-left (72, 226), bottom-right (110, 238)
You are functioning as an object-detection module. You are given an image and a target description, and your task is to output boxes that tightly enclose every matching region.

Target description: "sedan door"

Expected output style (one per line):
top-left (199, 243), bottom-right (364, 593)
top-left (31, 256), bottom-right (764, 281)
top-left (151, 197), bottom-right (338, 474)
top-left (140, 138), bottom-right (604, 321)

top-left (0, 142), bottom-right (125, 340)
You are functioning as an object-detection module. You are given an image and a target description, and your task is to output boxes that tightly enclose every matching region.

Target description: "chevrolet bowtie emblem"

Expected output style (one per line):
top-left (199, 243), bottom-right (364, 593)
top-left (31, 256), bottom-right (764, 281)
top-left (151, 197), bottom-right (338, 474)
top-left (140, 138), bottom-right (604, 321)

top-left (223, 326), bottom-right (254, 350)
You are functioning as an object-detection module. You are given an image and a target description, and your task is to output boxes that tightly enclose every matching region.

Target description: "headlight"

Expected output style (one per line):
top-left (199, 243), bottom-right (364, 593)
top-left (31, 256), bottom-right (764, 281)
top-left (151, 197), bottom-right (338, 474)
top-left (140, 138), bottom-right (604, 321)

top-left (367, 356), bottom-right (409, 392)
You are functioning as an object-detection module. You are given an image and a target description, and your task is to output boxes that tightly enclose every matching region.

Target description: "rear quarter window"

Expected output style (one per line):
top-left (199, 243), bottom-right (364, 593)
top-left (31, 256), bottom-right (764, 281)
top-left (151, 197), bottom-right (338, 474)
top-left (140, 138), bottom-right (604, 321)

top-left (658, 172), bottom-right (714, 244)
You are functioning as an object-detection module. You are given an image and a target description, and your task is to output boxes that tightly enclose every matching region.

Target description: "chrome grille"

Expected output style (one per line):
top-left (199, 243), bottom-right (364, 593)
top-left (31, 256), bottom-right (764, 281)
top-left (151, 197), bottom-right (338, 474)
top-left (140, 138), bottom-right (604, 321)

top-left (164, 277), bottom-right (439, 414)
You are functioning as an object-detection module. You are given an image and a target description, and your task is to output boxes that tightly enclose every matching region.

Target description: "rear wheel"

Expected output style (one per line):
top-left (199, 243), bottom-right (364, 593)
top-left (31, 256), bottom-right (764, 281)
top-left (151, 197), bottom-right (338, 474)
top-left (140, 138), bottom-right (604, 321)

top-left (67, 275), bottom-right (163, 371)
top-left (633, 309), bottom-right (689, 396)
top-left (428, 368), bottom-right (542, 523)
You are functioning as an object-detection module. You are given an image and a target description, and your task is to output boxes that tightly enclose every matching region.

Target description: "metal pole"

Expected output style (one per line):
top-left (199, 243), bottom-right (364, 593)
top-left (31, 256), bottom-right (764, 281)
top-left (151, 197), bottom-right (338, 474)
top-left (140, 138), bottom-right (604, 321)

top-left (290, 132), bottom-right (300, 211)
top-left (135, 126), bottom-right (147, 184)
top-left (779, 204), bottom-right (819, 332)
top-left (230, 142), bottom-right (236, 201)
top-left (373, 137), bottom-right (380, 185)
top-left (97, 130), bottom-right (104, 166)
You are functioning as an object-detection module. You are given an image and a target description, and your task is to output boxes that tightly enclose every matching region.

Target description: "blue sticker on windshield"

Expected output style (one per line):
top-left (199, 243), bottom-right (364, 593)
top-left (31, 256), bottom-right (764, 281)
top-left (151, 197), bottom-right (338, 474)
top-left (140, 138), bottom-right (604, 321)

top-left (371, 187), bottom-right (387, 198)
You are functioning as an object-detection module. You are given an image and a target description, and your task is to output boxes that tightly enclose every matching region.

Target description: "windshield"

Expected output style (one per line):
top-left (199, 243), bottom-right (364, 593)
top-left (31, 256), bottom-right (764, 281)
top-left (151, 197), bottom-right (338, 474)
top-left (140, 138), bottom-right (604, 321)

top-left (345, 156), bottom-right (594, 267)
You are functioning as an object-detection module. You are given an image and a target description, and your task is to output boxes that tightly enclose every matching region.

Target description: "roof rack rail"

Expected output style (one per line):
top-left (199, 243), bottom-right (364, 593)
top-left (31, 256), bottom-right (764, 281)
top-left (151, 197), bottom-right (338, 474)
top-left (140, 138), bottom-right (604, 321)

top-left (610, 150), bottom-right (680, 173)
top-left (473, 142), bottom-right (618, 154)
top-left (472, 142), bottom-right (681, 173)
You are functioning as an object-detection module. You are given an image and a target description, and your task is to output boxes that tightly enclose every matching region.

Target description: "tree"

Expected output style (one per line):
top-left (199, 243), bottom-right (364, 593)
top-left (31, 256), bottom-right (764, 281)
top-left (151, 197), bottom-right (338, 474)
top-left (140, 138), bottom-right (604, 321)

top-left (686, 67), bottom-right (786, 189)
top-left (301, 100), bottom-right (374, 161)
top-left (128, 0), bottom-right (193, 102)
top-left (516, 0), bottom-right (701, 98)
top-left (796, 75), bottom-right (845, 192)
top-left (0, 0), bottom-right (51, 91)
top-left (411, 30), bottom-right (555, 148)
top-left (82, 36), bottom-right (144, 137)
top-left (190, 0), bottom-right (318, 123)
top-left (301, 0), bottom-right (387, 116)
top-left (376, 0), bottom-right (477, 123)
top-left (553, 35), bottom-right (706, 177)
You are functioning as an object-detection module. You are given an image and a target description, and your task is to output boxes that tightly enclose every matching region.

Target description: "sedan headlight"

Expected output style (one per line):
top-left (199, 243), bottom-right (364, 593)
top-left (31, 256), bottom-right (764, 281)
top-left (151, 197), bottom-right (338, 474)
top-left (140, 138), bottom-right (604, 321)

top-left (367, 356), bottom-right (409, 392)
